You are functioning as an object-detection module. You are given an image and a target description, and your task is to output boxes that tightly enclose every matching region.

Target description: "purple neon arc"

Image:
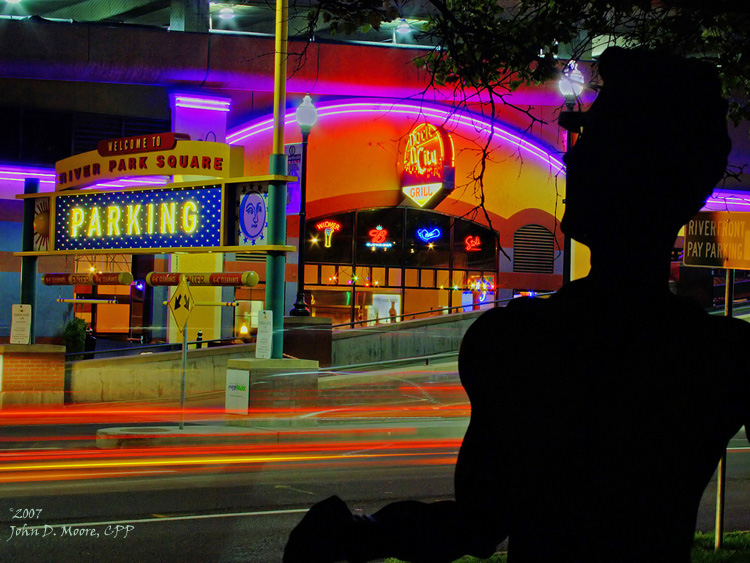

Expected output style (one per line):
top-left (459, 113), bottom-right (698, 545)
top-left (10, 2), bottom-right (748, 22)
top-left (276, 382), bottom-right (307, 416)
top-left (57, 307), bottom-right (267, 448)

top-left (226, 99), bottom-right (566, 174)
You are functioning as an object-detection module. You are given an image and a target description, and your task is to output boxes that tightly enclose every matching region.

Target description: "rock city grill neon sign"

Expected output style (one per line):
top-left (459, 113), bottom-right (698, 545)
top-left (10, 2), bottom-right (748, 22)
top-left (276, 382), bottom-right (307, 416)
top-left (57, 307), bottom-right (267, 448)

top-left (401, 123), bottom-right (454, 208)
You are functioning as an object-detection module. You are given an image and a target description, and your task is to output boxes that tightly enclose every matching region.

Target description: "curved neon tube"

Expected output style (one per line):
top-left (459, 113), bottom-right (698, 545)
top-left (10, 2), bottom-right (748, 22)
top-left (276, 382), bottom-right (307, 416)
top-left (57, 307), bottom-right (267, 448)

top-left (226, 100), bottom-right (565, 174)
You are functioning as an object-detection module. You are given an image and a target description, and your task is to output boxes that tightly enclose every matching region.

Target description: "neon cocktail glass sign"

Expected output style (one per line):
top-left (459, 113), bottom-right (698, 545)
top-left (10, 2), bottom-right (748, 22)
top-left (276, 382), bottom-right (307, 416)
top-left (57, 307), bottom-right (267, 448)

top-left (54, 186), bottom-right (222, 251)
top-left (316, 220), bottom-right (341, 248)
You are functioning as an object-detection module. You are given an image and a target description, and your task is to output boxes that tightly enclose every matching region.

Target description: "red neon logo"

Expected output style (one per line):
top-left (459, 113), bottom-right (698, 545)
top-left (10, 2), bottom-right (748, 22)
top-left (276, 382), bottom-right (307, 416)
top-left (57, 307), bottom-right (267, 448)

top-left (369, 225), bottom-right (388, 244)
top-left (465, 235), bottom-right (481, 252)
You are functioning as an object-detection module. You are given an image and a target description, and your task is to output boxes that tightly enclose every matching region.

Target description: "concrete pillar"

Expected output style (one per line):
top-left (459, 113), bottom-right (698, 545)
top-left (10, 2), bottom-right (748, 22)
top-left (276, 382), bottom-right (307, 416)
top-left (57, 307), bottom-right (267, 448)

top-left (170, 0), bottom-right (210, 32)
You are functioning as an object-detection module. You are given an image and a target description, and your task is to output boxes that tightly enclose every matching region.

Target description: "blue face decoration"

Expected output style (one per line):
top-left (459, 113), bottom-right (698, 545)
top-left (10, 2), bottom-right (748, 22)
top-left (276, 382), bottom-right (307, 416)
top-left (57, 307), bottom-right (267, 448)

top-left (239, 192), bottom-right (267, 242)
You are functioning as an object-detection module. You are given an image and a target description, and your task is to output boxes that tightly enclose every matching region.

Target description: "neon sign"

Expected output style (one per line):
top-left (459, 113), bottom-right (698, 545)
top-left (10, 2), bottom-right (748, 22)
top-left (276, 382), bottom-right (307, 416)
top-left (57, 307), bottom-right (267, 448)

top-left (316, 220), bottom-right (342, 248)
top-left (417, 227), bottom-right (441, 242)
top-left (401, 123), bottom-right (455, 208)
top-left (54, 186), bottom-right (222, 251)
top-left (55, 140), bottom-right (239, 191)
top-left (465, 235), bottom-right (482, 252)
top-left (366, 225), bottom-right (393, 249)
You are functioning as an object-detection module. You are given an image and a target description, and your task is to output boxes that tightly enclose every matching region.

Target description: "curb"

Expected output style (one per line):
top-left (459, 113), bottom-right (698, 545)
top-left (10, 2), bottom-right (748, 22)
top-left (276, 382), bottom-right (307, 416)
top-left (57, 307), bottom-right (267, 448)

top-left (95, 417), bottom-right (469, 449)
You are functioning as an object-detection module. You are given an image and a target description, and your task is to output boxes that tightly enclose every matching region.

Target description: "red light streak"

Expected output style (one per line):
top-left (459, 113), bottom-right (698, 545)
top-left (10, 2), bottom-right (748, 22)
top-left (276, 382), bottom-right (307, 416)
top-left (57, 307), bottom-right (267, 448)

top-left (0, 437), bottom-right (462, 483)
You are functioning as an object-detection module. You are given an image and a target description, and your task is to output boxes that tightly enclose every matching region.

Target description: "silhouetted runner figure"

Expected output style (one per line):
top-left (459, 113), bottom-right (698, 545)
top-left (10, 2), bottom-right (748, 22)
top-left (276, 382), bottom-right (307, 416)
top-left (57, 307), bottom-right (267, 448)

top-left (283, 47), bottom-right (750, 563)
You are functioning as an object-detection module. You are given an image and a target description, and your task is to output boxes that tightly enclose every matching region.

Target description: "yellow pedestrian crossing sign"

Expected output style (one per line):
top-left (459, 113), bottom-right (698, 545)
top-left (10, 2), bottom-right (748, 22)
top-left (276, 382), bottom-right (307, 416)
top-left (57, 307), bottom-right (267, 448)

top-left (168, 275), bottom-right (194, 330)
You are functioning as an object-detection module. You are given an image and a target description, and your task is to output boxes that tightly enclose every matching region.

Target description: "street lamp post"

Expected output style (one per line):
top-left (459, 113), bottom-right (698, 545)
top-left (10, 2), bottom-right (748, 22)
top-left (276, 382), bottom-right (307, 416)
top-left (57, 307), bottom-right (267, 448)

top-left (290, 95), bottom-right (318, 316)
top-left (559, 61), bottom-right (585, 286)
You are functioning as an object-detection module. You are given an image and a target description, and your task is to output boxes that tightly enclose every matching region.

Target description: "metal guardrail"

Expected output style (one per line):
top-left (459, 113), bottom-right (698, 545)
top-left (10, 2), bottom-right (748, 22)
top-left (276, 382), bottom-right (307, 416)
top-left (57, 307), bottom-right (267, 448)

top-left (329, 293), bottom-right (552, 331)
top-left (66, 292), bottom-right (554, 360)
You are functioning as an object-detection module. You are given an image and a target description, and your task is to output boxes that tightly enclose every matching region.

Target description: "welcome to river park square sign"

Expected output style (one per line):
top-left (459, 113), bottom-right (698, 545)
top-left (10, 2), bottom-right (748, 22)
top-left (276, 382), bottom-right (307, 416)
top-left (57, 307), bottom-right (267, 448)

top-left (14, 133), bottom-right (295, 257)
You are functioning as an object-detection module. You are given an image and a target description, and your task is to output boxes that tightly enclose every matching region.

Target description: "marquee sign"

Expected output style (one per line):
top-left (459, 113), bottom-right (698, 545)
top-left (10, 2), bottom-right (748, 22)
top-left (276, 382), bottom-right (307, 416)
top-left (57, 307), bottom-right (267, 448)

top-left (54, 185), bottom-right (223, 252)
top-left (401, 123), bottom-right (455, 208)
top-left (55, 138), bottom-right (244, 191)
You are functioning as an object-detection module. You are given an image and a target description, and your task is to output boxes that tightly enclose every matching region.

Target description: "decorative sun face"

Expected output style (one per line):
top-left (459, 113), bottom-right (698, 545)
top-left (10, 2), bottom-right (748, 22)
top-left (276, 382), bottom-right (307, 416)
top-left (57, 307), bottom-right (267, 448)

top-left (33, 198), bottom-right (50, 251)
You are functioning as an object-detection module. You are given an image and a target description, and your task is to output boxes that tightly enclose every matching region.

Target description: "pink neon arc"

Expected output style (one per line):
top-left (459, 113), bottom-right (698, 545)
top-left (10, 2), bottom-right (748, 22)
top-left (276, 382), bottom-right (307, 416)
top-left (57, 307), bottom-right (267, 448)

top-left (704, 194), bottom-right (750, 211)
top-left (174, 96), bottom-right (231, 112)
top-left (226, 99), bottom-right (566, 174)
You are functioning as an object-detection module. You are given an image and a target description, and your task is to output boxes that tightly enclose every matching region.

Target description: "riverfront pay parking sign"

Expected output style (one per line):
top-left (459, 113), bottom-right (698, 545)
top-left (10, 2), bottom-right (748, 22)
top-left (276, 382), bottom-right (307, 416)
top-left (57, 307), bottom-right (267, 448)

top-left (684, 211), bottom-right (750, 269)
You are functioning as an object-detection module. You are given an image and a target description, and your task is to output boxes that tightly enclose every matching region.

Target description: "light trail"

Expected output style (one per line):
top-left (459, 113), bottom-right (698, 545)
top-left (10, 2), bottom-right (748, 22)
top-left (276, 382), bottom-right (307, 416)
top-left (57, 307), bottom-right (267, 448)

top-left (0, 403), bottom-right (469, 426)
top-left (0, 437), bottom-right (462, 483)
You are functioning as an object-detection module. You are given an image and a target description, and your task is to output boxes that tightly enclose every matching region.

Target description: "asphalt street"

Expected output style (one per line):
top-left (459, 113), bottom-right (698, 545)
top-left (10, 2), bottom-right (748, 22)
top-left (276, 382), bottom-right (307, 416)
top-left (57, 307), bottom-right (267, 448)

top-left (0, 421), bottom-right (748, 563)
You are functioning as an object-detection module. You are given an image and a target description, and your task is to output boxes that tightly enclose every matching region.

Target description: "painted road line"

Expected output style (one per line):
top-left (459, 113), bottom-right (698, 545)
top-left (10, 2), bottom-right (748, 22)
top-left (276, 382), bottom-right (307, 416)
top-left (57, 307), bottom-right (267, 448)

top-left (23, 508), bottom-right (310, 530)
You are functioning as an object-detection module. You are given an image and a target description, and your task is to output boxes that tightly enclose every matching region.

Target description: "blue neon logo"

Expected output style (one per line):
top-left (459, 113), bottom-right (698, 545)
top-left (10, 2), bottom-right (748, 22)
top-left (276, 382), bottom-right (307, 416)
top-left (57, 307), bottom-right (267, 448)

top-left (416, 227), bottom-right (441, 242)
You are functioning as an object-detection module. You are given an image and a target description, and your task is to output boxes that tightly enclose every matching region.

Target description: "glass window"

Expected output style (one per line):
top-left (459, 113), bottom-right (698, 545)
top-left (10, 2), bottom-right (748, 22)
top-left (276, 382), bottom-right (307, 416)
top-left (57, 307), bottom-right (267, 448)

top-left (454, 219), bottom-right (497, 271)
top-left (337, 266), bottom-right (353, 286)
top-left (388, 268), bottom-right (402, 287)
top-left (306, 212), bottom-right (353, 264)
top-left (405, 269), bottom-right (419, 287)
top-left (421, 269), bottom-right (435, 288)
top-left (371, 267), bottom-right (386, 288)
top-left (355, 208), bottom-right (403, 266)
top-left (355, 266), bottom-right (370, 286)
top-left (404, 209), bottom-right (450, 268)
top-left (321, 265), bottom-right (338, 285)
top-left (436, 269), bottom-right (451, 290)
top-left (452, 270), bottom-right (466, 289)
top-left (304, 264), bottom-right (319, 285)
top-left (309, 289), bottom-right (353, 325)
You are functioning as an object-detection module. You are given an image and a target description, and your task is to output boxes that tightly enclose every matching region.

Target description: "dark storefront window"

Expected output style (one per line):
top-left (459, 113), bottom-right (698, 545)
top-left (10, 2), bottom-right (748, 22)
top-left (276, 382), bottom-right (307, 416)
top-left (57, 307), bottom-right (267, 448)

top-left (355, 208), bottom-right (403, 267)
top-left (306, 212), bottom-right (353, 264)
top-left (404, 209), bottom-right (450, 268)
top-left (305, 208), bottom-right (499, 323)
top-left (454, 220), bottom-right (496, 271)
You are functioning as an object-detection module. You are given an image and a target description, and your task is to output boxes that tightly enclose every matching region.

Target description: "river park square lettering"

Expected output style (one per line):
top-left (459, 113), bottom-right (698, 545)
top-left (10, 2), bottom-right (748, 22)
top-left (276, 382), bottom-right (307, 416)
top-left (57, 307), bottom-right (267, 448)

top-left (54, 186), bottom-right (223, 251)
top-left (55, 139), bottom-right (243, 191)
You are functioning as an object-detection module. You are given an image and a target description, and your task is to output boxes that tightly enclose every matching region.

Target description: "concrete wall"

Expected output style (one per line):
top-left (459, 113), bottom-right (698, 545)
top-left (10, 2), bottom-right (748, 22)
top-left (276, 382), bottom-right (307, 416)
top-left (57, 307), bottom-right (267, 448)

top-left (330, 310), bottom-right (484, 367)
top-left (66, 310), bottom-right (487, 403)
top-left (67, 343), bottom-right (257, 403)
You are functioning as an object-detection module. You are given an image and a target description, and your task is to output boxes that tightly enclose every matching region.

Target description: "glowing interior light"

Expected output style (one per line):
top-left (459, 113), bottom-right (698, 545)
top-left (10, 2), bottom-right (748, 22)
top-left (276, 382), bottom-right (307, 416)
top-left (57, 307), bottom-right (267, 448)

top-left (239, 324), bottom-right (249, 335)
top-left (174, 95), bottom-right (231, 112)
top-left (396, 19), bottom-right (411, 34)
top-left (218, 7), bottom-right (235, 20)
top-left (559, 61), bottom-right (585, 99)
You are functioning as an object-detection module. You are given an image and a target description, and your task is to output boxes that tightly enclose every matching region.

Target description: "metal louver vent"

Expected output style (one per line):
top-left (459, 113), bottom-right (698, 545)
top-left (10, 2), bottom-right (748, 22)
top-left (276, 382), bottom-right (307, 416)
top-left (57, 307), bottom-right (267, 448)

top-left (513, 224), bottom-right (554, 274)
top-left (235, 254), bottom-right (266, 263)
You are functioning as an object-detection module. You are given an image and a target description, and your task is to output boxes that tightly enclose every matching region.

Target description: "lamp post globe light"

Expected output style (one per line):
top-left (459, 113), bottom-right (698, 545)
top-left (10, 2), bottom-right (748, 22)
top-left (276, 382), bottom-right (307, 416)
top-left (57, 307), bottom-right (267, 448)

top-left (558, 61), bottom-right (585, 109)
top-left (290, 95), bottom-right (318, 316)
top-left (558, 61), bottom-right (585, 286)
